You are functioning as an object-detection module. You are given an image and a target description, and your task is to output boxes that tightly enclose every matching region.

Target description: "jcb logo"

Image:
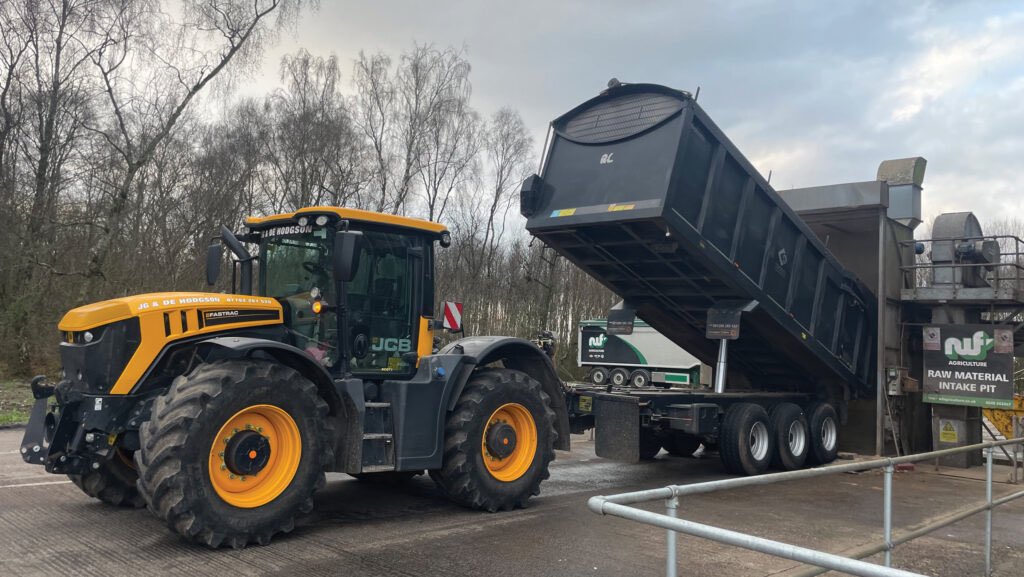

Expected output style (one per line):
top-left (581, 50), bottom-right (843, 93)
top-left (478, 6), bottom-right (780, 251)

top-left (371, 338), bottom-right (412, 353)
top-left (599, 153), bottom-right (614, 165)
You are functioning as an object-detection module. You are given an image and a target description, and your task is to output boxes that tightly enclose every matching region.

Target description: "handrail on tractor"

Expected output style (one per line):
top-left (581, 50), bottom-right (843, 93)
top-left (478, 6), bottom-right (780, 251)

top-left (588, 437), bottom-right (1024, 577)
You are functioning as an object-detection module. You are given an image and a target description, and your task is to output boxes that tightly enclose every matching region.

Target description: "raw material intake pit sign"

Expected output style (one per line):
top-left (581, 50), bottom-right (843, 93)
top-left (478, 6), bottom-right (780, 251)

top-left (922, 324), bottom-right (1014, 409)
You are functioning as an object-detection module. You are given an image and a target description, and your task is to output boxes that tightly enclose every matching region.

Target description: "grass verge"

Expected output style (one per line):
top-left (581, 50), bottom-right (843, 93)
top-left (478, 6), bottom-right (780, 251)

top-left (0, 379), bottom-right (33, 426)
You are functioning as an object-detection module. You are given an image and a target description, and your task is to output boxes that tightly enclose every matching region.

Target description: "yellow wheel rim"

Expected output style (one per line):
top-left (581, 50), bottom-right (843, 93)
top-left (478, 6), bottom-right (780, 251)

top-left (481, 403), bottom-right (537, 482)
top-left (208, 404), bottom-right (301, 508)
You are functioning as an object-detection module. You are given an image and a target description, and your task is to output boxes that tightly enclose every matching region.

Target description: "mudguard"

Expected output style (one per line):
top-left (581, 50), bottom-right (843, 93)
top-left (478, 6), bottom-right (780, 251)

top-left (199, 336), bottom-right (341, 412)
top-left (439, 336), bottom-right (571, 451)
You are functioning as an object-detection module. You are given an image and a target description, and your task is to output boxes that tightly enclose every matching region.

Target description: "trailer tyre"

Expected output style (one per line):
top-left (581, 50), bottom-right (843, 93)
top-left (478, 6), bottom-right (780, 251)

top-left (609, 368), bottom-right (630, 387)
top-left (68, 449), bottom-right (145, 508)
top-left (588, 367), bottom-right (609, 386)
top-left (806, 402), bottom-right (839, 465)
top-left (430, 368), bottom-right (556, 512)
top-left (628, 369), bottom-right (652, 388)
top-left (720, 403), bottom-right (774, 475)
top-left (136, 360), bottom-right (333, 548)
top-left (769, 403), bottom-right (809, 471)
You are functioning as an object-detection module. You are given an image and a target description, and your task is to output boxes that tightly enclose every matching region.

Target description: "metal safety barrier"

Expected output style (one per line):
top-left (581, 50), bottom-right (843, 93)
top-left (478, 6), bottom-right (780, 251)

top-left (588, 438), bottom-right (1024, 577)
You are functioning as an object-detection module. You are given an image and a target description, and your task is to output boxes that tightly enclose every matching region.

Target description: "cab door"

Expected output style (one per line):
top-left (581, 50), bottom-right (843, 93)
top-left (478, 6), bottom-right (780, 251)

top-left (345, 229), bottom-right (430, 378)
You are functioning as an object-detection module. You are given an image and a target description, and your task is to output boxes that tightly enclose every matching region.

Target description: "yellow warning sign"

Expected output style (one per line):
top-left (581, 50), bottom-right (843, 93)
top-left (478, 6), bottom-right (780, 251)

top-left (940, 421), bottom-right (958, 443)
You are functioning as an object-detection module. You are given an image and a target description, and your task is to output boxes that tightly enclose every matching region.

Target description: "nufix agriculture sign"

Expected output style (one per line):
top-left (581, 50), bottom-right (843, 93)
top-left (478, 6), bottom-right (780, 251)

top-left (922, 324), bottom-right (1014, 409)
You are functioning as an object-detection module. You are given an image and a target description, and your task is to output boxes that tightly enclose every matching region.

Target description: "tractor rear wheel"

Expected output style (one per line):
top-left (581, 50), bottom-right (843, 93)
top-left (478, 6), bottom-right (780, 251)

top-left (68, 449), bottom-right (145, 508)
top-left (430, 368), bottom-right (556, 512)
top-left (136, 360), bottom-right (333, 548)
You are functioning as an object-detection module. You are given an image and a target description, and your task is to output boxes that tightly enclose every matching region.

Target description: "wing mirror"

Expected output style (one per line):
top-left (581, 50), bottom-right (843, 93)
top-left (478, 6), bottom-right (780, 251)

top-left (206, 243), bottom-right (222, 286)
top-left (333, 230), bottom-right (363, 282)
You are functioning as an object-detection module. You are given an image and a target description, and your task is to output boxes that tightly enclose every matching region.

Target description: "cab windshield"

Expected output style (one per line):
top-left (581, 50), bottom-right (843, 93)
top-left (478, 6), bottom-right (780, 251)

top-left (260, 231), bottom-right (332, 299)
top-left (259, 229), bottom-right (337, 368)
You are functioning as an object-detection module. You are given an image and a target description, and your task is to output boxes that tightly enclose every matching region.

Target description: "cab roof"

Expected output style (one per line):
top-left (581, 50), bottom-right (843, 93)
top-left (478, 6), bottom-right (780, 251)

top-left (245, 206), bottom-right (448, 235)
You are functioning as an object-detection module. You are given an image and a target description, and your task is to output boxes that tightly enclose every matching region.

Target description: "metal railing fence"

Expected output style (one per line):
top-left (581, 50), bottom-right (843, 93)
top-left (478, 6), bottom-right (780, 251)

top-left (588, 438), bottom-right (1024, 577)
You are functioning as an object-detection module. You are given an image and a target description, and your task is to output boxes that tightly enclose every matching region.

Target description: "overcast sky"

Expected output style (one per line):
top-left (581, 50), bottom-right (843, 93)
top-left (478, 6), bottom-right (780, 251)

top-left (247, 0), bottom-right (1024, 228)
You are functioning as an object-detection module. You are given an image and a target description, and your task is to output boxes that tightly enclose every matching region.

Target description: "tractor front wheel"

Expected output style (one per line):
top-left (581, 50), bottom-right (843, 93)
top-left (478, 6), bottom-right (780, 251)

top-left (430, 368), bottom-right (556, 512)
top-left (136, 360), bottom-right (333, 548)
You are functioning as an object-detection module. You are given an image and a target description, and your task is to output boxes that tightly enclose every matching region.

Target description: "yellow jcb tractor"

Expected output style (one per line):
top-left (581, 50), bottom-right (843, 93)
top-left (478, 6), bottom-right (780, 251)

top-left (21, 206), bottom-right (570, 548)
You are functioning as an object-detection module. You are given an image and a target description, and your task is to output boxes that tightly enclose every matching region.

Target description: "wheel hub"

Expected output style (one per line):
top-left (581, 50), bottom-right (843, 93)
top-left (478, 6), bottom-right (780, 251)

top-left (224, 430), bottom-right (271, 476)
top-left (485, 421), bottom-right (518, 459)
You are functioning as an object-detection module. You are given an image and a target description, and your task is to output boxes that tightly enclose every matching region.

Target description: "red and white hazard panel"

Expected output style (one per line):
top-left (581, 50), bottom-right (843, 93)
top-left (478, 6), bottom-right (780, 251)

top-left (443, 301), bottom-right (463, 331)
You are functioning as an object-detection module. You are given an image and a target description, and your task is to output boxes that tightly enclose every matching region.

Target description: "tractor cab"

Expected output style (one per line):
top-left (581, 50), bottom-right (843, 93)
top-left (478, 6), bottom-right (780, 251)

top-left (211, 206), bottom-right (450, 379)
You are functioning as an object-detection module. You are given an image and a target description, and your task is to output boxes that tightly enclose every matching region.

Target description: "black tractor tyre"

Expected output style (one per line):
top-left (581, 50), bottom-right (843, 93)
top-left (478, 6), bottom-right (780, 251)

top-left (68, 450), bottom-right (145, 508)
top-left (429, 368), bottom-right (556, 512)
top-left (588, 367), bottom-right (609, 386)
top-left (135, 359), bottom-right (334, 548)
top-left (769, 403), bottom-right (809, 471)
top-left (806, 402), bottom-right (840, 465)
top-left (719, 403), bottom-right (774, 476)
top-left (628, 369), bottom-right (652, 388)
top-left (350, 470), bottom-right (424, 484)
top-left (639, 428), bottom-right (662, 460)
top-left (609, 368), bottom-right (630, 387)
top-left (663, 433), bottom-right (702, 458)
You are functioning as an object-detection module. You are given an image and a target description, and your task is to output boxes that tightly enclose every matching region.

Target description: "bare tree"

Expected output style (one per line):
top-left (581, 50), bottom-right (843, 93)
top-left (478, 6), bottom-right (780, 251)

top-left (352, 44), bottom-right (474, 215)
top-left (82, 0), bottom-right (306, 292)
top-left (264, 49), bottom-right (367, 211)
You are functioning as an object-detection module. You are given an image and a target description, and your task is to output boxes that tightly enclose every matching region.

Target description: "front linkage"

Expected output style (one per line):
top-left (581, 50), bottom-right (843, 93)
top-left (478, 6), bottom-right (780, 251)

top-left (21, 375), bottom-right (155, 476)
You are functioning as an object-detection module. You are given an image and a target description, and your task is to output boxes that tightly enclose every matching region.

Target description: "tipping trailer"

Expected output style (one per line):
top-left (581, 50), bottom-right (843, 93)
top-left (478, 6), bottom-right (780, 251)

top-left (520, 82), bottom-right (876, 474)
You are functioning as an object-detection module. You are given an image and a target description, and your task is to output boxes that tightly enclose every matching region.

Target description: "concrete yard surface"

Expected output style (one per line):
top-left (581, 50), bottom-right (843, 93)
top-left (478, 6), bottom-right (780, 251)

top-left (1, 428), bottom-right (1022, 577)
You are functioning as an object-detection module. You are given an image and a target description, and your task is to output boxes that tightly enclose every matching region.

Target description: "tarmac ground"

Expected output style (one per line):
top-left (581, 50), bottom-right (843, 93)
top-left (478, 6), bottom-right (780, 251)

top-left (1, 427), bottom-right (1022, 577)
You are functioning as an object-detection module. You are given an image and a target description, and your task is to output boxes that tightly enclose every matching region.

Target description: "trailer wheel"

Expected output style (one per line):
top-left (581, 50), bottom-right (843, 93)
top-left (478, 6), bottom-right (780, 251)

top-left (68, 449), bottom-right (145, 508)
top-left (430, 368), bottom-right (556, 512)
top-left (588, 367), bottom-right (609, 386)
top-left (663, 433), bottom-right (701, 458)
top-left (136, 360), bottom-right (333, 548)
top-left (609, 368), bottom-right (630, 387)
top-left (628, 369), bottom-right (652, 388)
top-left (806, 402), bottom-right (839, 465)
top-left (769, 403), bottom-right (809, 471)
top-left (719, 403), bottom-right (774, 475)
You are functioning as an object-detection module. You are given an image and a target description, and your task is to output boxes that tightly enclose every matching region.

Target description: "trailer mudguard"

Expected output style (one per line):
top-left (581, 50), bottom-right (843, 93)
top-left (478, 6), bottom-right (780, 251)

top-left (440, 336), bottom-right (571, 451)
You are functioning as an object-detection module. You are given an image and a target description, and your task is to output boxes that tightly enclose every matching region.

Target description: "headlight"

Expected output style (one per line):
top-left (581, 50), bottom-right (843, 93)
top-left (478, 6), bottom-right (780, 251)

top-left (440, 231), bottom-right (452, 248)
top-left (83, 331), bottom-right (94, 343)
top-left (315, 215), bottom-right (329, 226)
top-left (298, 216), bottom-right (309, 227)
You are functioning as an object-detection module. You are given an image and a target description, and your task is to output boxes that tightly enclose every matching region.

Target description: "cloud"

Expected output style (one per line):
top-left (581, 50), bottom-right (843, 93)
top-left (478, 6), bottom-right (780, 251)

top-left (244, 1), bottom-right (1024, 230)
top-left (880, 13), bottom-right (1024, 124)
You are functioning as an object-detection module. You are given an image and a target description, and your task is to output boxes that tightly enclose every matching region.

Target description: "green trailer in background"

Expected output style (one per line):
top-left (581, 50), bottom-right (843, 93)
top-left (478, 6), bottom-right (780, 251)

top-left (578, 319), bottom-right (708, 388)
